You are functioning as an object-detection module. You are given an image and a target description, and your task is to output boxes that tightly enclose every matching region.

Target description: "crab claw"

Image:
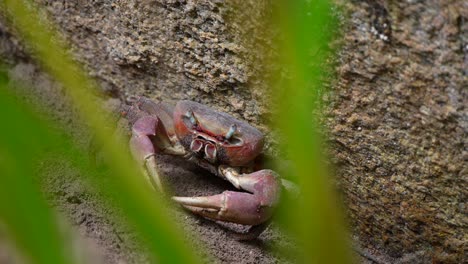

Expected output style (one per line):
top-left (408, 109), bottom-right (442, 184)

top-left (172, 169), bottom-right (281, 226)
top-left (130, 115), bottom-right (172, 192)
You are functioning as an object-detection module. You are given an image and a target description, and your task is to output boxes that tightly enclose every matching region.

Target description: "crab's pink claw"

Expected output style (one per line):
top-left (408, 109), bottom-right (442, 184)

top-left (173, 169), bottom-right (281, 226)
top-left (130, 116), bottom-right (172, 192)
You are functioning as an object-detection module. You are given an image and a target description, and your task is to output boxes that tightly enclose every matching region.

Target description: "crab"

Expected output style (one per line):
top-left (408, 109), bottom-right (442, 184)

top-left (122, 97), bottom-right (282, 239)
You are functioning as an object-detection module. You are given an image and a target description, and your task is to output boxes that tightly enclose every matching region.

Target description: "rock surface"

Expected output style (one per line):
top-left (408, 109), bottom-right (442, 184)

top-left (331, 1), bottom-right (466, 262)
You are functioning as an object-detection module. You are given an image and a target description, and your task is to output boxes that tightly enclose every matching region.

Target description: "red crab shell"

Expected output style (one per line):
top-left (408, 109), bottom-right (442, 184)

top-left (173, 100), bottom-right (264, 166)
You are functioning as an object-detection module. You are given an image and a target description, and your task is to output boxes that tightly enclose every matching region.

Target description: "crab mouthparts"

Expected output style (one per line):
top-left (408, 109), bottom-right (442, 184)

top-left (190, 138), bottom-right (217, 162)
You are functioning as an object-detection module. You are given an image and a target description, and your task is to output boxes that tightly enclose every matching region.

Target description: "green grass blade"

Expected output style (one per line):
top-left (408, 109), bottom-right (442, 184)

top-left (0, 75), bottom-right (73, 264)
top-left (0, 0), bottom-right (201, 263)
top-left (271, 1), bottom-right (352, 263)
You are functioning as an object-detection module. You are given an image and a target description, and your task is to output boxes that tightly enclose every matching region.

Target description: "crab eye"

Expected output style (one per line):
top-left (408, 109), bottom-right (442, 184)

top-left (183, 110), bottom-right (199, 129)
top-left (186, 111), bottom-right (197, 125)
top-left (225, 124), bottom-right (237, 140)
top-left (224, 125), bottom-right (243, 145)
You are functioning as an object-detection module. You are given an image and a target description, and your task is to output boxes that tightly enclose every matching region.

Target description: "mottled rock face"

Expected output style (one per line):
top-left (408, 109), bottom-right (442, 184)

top-left (30, 0), bottom-right (275, 133)
top-left (330, 1), bottom-right (466, 262)
top-left (1, 0), bottom-right (466, 263)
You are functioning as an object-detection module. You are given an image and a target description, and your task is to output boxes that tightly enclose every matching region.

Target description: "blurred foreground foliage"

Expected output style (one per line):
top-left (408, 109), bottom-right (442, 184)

top-left (0, 0), bottom-right (201, 263)
top-left (271, 1), bottom-right (352, 263)
top-left (0, 71), bottom-right (74, 264)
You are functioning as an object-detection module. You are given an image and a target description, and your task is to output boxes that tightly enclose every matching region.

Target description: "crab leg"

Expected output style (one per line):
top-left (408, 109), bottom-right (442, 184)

top-left (130, 115), bottom-right (173, 192)
top-left (172, 168), bottom-right (281, 226)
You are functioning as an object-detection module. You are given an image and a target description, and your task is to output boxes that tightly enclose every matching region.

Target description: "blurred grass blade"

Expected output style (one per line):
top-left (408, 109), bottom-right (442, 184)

top-left (1, 0), bottom-right (201, 263)
top-left (0, 75), bottom-right (73, 264)
top-left (272, 1), bottom-right (352, 263)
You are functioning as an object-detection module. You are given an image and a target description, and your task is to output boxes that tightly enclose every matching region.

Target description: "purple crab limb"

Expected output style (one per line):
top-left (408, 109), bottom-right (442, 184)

top-left (173, 168), bottom-right (281, 226)
top-left (129, 115), bottom-right (172, 192)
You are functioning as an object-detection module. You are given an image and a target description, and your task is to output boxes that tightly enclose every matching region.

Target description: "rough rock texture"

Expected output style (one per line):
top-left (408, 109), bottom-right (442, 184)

top-left (0, 0), bottom-right (466, 263)
top-left (330, 1), bottom-right (467, 262)
top-left (36, 0), bottom-right (273, 129)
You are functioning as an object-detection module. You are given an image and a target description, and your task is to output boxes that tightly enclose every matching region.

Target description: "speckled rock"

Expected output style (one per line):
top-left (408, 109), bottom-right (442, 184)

top-left (330, 1), bottom-right (467, 262)
top-left (28, 0), bottom-right (275, 131)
